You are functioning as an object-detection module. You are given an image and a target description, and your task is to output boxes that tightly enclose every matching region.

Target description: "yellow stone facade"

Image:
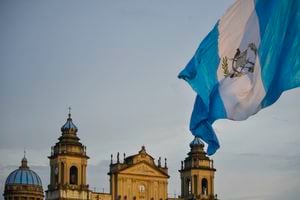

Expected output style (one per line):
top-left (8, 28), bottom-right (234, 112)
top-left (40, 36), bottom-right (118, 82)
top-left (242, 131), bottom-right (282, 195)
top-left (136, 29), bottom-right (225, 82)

top-left (46, 113), bottom-right (90, 200)
top-left (109, 146), bottom-right (169, 200)
top-left (179, 137), bottom-right (217, 200)
top-left (91, 192), bottom-right (111, 200)
top-left (3, 113), bottom-right (219, 200)
top-left (39, 113), bottom-right (218, 200)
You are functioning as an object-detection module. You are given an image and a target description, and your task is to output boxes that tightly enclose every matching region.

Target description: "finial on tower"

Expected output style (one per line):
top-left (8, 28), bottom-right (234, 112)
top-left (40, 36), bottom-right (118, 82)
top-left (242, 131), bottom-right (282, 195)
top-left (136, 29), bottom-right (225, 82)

top-left (139, 145), bottom-right (147, 154)
top-left (68, 106), bottom-right (72, 118)
top-left (61, 107), bottom-right (78, 133)
top-left (158, 157), bottom-right (161, 167)
top-left (21, 149), bottom-right (28, 169)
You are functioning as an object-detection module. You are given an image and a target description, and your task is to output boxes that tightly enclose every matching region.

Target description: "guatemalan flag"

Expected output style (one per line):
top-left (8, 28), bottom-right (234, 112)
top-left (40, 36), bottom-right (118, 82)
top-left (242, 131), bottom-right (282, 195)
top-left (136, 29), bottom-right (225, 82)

top-left (179, 0), bottom-right (300, 155)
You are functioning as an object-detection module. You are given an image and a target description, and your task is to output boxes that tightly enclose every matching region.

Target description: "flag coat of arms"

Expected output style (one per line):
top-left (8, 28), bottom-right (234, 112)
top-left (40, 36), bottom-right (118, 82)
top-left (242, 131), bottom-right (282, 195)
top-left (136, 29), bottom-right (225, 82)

top-left (179, 0), bottom-right (300, 155)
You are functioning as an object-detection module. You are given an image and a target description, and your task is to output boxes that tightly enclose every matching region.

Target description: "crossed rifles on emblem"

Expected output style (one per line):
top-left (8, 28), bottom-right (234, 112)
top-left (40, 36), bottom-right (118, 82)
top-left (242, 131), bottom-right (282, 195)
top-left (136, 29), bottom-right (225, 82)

top-left (222, 42), bottom-right (257, 78)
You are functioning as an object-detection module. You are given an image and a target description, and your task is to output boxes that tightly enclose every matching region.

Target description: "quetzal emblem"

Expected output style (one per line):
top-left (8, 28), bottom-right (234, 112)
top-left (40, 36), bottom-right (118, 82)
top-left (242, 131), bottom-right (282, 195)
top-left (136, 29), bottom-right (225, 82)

top-left (222, 42), bottom-right (257, 78)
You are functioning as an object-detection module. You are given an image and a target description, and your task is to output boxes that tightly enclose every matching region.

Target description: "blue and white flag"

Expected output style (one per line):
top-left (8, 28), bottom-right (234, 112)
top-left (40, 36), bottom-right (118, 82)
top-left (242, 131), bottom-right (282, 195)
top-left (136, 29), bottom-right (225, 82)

top-left (179, 0), bottom-right (300, 155)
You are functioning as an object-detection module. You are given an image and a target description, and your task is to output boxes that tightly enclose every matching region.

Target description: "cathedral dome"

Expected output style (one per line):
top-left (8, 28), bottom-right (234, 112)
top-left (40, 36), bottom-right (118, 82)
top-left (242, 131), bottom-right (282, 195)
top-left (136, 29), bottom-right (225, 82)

top-left (189, 136), bottom-right (204, 148)
top-left (61, 113), bottom-right (78, 133)
top-left (4, 155), bottom-right (44, 200)
top-left (5, 156), bottom-right (42, 186)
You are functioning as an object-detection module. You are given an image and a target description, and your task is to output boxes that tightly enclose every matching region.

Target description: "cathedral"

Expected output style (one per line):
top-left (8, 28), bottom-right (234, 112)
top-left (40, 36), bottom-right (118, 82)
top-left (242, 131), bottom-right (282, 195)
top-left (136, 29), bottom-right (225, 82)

top-left (3, 113), bottom-right (218, 200)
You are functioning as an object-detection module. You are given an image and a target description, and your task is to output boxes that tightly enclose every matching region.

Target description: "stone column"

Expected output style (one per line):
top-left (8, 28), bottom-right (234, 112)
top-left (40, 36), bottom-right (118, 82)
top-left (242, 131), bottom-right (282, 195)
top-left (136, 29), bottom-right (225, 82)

top-left (181, 177), bottom-right (184, 197)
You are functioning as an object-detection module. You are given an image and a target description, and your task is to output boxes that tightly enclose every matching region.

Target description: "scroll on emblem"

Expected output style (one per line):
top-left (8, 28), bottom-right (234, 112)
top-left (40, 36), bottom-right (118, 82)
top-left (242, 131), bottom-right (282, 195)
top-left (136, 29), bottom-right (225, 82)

top-left (222, 42), bottom-right (257, 78)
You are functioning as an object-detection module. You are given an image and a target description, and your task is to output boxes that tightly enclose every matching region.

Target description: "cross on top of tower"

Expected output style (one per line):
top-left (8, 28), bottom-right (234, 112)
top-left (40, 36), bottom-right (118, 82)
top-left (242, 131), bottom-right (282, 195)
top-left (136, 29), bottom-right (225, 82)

top-left (68, 106), bottom-right (72, 118)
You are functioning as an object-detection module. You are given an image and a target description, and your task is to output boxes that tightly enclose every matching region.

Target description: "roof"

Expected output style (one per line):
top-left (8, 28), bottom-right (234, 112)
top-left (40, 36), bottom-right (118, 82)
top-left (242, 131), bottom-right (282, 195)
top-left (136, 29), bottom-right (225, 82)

top-left (5, 157), bottom-right (43, 187)
top-left (117, 160), bottom-right (169, 178)
top-left (190, 136), bottom-right (204, 147)
top-left (61, 113), bottom-right (78, 133)
top-left (5, 168), bottom-right (43, 186)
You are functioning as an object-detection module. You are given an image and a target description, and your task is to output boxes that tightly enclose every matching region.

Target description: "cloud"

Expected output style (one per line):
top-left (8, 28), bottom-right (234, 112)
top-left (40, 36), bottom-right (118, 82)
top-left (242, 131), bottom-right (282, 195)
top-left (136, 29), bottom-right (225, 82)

top-left (225, 194), bottom-right (272, 200)
top-left (214, 151), bottom-right (300, 200)
top-left (87, 160), bottom-right (111, 193)
top-left (234, 152), bottom-right (300, 171)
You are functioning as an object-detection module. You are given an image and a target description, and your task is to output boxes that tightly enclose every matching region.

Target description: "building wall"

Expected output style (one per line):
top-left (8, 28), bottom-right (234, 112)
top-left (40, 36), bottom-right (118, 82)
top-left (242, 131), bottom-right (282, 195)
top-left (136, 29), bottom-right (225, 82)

top-left (180, 169), bottom-right (215, 197)
top-left (91, 192), bottom-right (111, 200)
top-left (109, 147), bottom-right (169, 200)
top-left (3, 185), bottom-right (44, 200)
top-left (115, 174), bottom-right (168, 200)
top-left (49, 155), bottom-right (88, 187)
top-left (46, 189), bottom-right (91, 200)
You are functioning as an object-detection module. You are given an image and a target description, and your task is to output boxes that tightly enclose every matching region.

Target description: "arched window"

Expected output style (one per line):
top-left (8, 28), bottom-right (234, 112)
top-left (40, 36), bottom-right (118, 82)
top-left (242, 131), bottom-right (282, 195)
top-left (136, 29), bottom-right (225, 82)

top-left (61, 163), bottom-right (64, 184)
top-left (186, 178), bottom-right (191, 194)
top-left (69, 166), bottom-right (78, 185)
top-left (201, 178), bottom-right (208, 195)
top-left (54, 165), bottom-right (59, 184)
top-left (139, 184), bottom-right (145, 193)
top-left (194, 175), bottom-right (198, 195)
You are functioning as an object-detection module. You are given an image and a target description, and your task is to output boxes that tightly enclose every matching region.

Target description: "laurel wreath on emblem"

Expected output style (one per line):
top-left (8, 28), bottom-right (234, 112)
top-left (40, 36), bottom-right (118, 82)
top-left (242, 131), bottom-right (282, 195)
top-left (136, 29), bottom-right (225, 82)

top-left (222, 42), bottom-right (257, 78)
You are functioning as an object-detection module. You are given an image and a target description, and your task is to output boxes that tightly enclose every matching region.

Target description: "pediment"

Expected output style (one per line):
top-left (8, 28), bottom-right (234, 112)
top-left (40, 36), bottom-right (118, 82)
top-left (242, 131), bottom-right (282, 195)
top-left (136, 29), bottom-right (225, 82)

top-left (120, 162), bottom-right (168, 178)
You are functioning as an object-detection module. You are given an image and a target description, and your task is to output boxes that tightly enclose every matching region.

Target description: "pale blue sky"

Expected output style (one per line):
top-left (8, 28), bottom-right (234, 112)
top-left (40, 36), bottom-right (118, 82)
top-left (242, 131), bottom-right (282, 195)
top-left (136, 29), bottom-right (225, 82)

top-left (1, 1), bottom-right (300, 199)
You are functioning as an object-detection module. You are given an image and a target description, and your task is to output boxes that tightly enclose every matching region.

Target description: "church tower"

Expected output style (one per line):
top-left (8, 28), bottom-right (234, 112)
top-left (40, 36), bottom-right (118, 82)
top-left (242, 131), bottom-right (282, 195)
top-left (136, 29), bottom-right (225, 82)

top-left (179, 137), bottom-right (218, 200)
top-left (46, 112), bottom-right (91, 200)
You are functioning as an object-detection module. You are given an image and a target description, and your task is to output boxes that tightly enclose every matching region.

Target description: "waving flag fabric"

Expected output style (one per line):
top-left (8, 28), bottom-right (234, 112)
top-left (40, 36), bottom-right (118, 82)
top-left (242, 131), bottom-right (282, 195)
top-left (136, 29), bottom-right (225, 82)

top-left (179, 0), bottom-right (300, 155)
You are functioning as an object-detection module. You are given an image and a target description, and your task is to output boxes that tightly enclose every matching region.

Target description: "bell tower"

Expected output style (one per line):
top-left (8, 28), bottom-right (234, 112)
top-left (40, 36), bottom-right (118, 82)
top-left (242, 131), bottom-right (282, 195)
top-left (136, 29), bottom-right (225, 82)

top-left (179, 137), bottom-right (218, 200)
top-left (46, 111), bottom-right (91, 200)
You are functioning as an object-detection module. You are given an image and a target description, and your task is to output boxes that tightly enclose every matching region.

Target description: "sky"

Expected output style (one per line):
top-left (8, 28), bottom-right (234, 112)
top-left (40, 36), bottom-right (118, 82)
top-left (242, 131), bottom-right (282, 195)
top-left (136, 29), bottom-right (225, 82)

top-left (0, 0), bottom-right (300, 200)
